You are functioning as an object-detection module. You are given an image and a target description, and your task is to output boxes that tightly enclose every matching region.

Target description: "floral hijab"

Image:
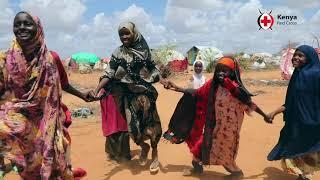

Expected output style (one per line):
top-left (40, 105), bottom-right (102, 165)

top-left (0, 12), bottom-right (67, 178)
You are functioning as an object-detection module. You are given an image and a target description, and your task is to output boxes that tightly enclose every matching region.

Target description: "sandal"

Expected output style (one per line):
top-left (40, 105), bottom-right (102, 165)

top-left (297, 174), bottom-right (310, 180)
top-left (149, 158), bottom-right (159, 173)
top-left (12, 166), bottom-right (19, 173)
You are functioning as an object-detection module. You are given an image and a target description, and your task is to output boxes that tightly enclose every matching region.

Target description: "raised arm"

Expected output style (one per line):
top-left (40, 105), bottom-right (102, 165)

top-left (166, 80), bottom-right (196, 94)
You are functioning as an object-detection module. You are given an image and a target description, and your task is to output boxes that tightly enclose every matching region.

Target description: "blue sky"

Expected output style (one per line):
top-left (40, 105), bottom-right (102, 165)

top-left (1, 0), bottom-right (320, 58)
top-left (84, 0), bottom-right (167, 17)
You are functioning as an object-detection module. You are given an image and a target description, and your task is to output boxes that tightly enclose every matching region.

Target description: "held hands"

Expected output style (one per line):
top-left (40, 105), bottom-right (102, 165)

top-left (265, 112), bottom-right (277, 123)
top-left (82, 89), bottom-right (105, 102)
top-left (82, 90), bottom-right (96, 102)
top-left (93, 88), bottom-right (105, 100)
top-left (262, 111), bottom-right (278, 124)
top-left (162, 80), bottom-right (179, 91)
top-left (263, 114), bottom-right (273, 124)
top-left (159, 78), bottom-right (172, 89)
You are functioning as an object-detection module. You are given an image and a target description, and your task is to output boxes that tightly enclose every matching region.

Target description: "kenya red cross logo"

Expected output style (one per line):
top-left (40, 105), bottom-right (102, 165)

top-left (257, 10), bottom-right (274, 30)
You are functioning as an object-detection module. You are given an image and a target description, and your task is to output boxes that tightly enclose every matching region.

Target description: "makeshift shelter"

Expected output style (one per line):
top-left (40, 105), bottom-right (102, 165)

top-left (69, 59), bottom-right (78, 71)
top-left (165, 58), bottom-right (188, 73)
top-left (186, 46), bottom-right (223, 67)
top-left (152, 49), bottom-right (184, 64)
top-left (163, 50), bottom-right (187, 72)
top-left (62, 57), bottom-right (71, 67)
top-left (71, 52), bottom-right (100, 64)
top-left (280, 48), bottom-right (295, 80)
top-left (316, 48), bottom-right (320, 58)
top-left (251, 52), bottom-right (273, 63)
top-left (69, 52), bottom-right (101, 73)
top-left (101, 57), bottom-right (110, 63)
top-left (242, 53), bottom-right (251, 59)
top-left (151, 49), bottom-right (187, 73)
top-left (164, 50), bottom-right (184, 62)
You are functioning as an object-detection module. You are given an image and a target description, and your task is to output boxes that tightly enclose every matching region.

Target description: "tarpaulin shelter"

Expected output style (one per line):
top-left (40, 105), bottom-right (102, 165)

top-left (280, 48), bottom-right (295, 80)
top-left (186, 46), bottom-right (223, 68)
top-left (166, 58), bottom-right (188, 73)
top-left (71, 52), bottom-right (100, 64)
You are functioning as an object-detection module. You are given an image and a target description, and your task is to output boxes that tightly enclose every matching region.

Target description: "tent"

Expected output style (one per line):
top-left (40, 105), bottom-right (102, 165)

top-left (71, 52), bottom-right (100, 64)
top-left (166, 58), bottom-right (188, 73)
top-left (186, 46), bottom-right (223, 68)
top-left (280, 48), bottom-right (295, 80)
top-left (152, 49), bottom-right (185, 64)
top-left (161, 50), bottom-right (187, 72)
top-left (280, 47), bottom-right (319, 80)
top-left (68, 53), bottom-right (101, 73)
top-left (242, 53), bottom-right (251, 59)
top-left (93, 57), bottom-right (110, 70)
top-left (163, 50), bottom-right (184, 62)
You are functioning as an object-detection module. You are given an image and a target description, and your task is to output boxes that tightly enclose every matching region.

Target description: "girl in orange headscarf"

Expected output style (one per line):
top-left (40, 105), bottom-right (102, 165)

top-left (163, 57), bottom-right (271, 177)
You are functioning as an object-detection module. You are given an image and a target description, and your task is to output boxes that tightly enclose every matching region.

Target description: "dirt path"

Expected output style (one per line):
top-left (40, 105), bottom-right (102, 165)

top-left (6, 70), bottom-right (319, 180)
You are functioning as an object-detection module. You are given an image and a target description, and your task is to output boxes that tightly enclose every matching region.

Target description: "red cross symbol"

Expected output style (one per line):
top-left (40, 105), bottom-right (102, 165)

top-left (260, 16), bottom-right (271, 26)
top-left (257, 10), bottom-right (274, 30)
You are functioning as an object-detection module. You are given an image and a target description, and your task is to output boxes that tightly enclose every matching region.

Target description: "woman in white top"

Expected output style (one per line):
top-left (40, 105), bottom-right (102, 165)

top-left (189, 60), bottom-right (206, 89)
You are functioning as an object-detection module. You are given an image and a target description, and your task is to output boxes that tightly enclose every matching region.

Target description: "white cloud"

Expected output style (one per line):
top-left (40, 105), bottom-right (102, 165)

top-left (91, 13), bottom-right (113, 35)
top-left (310, 9), bottom-right (320, 26)
top-left (19, 0), bottom-right (86, 31)
top-left (47, 4), bottom-right (168, 58)
top-left (168, 0), bottom-right (225, 11)
top-left (1, 0), bottom-right (319, 58)
top-left (164, 0), bottom-right (319, 54)
top-left (0, 0), bottom-right (14, 50)
top-left (284, 0), bottom-right (320, 9)
top-left (0, 0), bottom-right (10, 9)
top-left (114, 4), bottom-right (151, 26)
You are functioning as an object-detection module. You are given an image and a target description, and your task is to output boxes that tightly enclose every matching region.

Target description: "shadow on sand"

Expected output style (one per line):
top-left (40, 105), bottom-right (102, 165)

top-left (104, 153), bottom-right (298, 180)
top-left (244, 167), bottom-right (297, 180)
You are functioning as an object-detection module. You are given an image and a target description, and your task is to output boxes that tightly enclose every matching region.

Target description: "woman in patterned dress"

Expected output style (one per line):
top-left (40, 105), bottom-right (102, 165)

top-left (94, 21), bottom-right (167, 173)
top-left (163, 57), bottom-right (271, 177)
top-left (0, 11), bottom-right (91, 179)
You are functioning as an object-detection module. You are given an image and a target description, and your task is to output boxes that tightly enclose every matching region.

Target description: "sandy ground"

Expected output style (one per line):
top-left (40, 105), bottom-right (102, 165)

top-left (5, 69), bottom-right (320, 180)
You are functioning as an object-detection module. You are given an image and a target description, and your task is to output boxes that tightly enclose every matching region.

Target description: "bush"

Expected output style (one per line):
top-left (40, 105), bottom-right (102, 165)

top-left (234, 53), bottom-right (252, 70)
top-left (206, 61), bottom-right (216, 73)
